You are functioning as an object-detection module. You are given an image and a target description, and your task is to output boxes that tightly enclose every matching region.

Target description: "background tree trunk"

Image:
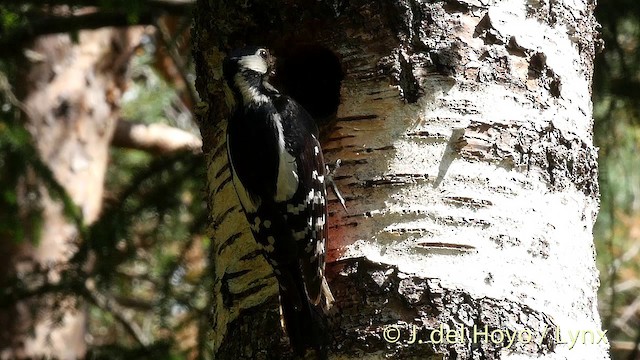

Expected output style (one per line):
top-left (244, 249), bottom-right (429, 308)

top-left (193, 0), bottom-right (607, 358)
top-left (0, 27), bottom-right (142, 359)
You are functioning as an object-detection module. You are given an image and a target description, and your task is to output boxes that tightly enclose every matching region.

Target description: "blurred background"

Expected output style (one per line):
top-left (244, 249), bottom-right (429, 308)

top-left (594, 1), bottom-right (640, 359)
top-left (0, 1), bottom-right (638, 359)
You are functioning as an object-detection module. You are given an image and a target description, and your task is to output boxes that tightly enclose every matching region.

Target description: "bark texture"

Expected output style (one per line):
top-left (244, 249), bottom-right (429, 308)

top-left (193, 0), bottom-right (606, 358)
top-left (0, 27), bottom-right (142, 359)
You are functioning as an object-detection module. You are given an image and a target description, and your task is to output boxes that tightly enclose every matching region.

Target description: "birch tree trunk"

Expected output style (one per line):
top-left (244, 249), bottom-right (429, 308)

top-left (193, 0), bottom-right (607, 358)
top-left (0, 27), bottom-right (141, 359)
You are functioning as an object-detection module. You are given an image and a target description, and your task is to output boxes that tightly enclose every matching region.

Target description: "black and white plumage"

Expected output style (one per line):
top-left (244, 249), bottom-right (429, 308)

top-left (223, 46), bottom-right (334, 357)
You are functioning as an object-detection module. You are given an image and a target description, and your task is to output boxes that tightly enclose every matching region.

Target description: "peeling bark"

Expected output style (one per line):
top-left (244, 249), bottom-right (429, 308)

top-left (193, 0), bottom-right (606, 358)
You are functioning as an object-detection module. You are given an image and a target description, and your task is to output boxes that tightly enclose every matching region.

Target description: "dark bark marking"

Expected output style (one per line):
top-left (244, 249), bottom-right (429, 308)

top-left (328, 258), bottom-right (557, 359)
top-left (328, 221), bottom-right (358, 229)
top-left (442, 196), bottom-right (493, 208)
top-left (338, 159), bottom-right (368, 167)
top-left (331, 174), bottom-right (353, 182)
top-left (506, 37), bottom-right (528, 57)
top-left (416, 242), bottom-right (475, 251)
top-left (215, 162), bottom-right (230, 180)
top-left (224, 268), bottom-right (252, 281)
top-left (377, 0), bottom-right (460, 102)
top-left (212, 205), bottom-right (240, 229)
top-left (219, 270), bottom-right (272, 309)
top-left (456, 121), bottom-right (599, 198)
top-left (239, 250), bottom-right (263, 262)
top-left (362, 173), bottom-right (431, 187)
top-left (488, 234), bottom-right (521, 248)
top-left (470, 8), bottom-right (572, 97)
top-left (474, 14), bottom-right (504, 46)
top-left (398, 50), bottom-right (422, 103)
top-left (216, 296), bottom-right (290, 360)
top-left (212, 140), bottom-right (228, 162)
top-left (327, 134), bottom-right (356, 142)
top-left (233, 279), bottom-right (271, 301)
top-left (214, 175), bottom-right (232, 195)
top-left (322, 144), bottom-right (357, 155)
top-left (444, 0), bottom-right (475, 14)
top-left (217, 232), bottom-right (243, 256)
top-left (336, 114), bottom-right (379, 122)
top-left (438, 215), bottom-right (491, 228)
top-left (405, 130), bottom-right (450, 140)
top-left (54, 99), bottom-right (71, 119)
top-left (528, 52), bottom-right (562, 98)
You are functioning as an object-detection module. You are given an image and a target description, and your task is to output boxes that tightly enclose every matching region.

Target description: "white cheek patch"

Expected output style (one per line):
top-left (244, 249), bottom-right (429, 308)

top-left (238, 54), bottom-right (268, 74)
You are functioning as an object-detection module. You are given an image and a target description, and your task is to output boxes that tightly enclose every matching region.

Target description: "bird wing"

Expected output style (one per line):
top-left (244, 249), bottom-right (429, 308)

top-left (275, 95), bottom-right (328, 305)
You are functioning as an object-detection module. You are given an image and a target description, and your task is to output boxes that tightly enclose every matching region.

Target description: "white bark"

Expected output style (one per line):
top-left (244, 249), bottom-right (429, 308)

top-left (327, 0), bottom-right (606, 358)
top-left (194, 0), bottom-right (606, 358)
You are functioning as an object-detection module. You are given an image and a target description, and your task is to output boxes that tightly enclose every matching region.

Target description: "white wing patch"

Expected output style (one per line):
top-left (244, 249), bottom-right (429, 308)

top-left (227, 135), bottom-right (260, 213)
top-left (273, 113), bottom-right (299, 201)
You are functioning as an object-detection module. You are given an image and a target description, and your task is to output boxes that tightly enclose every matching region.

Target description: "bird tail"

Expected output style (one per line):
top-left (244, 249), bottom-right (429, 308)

top-left (277, 264), bottom-right (330, 359)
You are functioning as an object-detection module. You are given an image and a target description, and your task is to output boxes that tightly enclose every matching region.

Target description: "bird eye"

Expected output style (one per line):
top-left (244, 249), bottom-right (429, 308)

top-left (258, 49), bottom-right (268, 58)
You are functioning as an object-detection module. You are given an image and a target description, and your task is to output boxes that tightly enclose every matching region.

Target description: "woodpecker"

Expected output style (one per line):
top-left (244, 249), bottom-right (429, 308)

top-left (223, 46), bottom-right (334, 358)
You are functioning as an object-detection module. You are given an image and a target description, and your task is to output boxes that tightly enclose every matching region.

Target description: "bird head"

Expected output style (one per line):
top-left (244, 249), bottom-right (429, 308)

top-left (223, 46), bottom-right (276, 86)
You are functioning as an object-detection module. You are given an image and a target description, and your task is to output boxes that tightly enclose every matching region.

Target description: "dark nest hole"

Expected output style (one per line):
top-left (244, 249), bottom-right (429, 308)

top-left (272, 44), bottom-right (344, 123)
